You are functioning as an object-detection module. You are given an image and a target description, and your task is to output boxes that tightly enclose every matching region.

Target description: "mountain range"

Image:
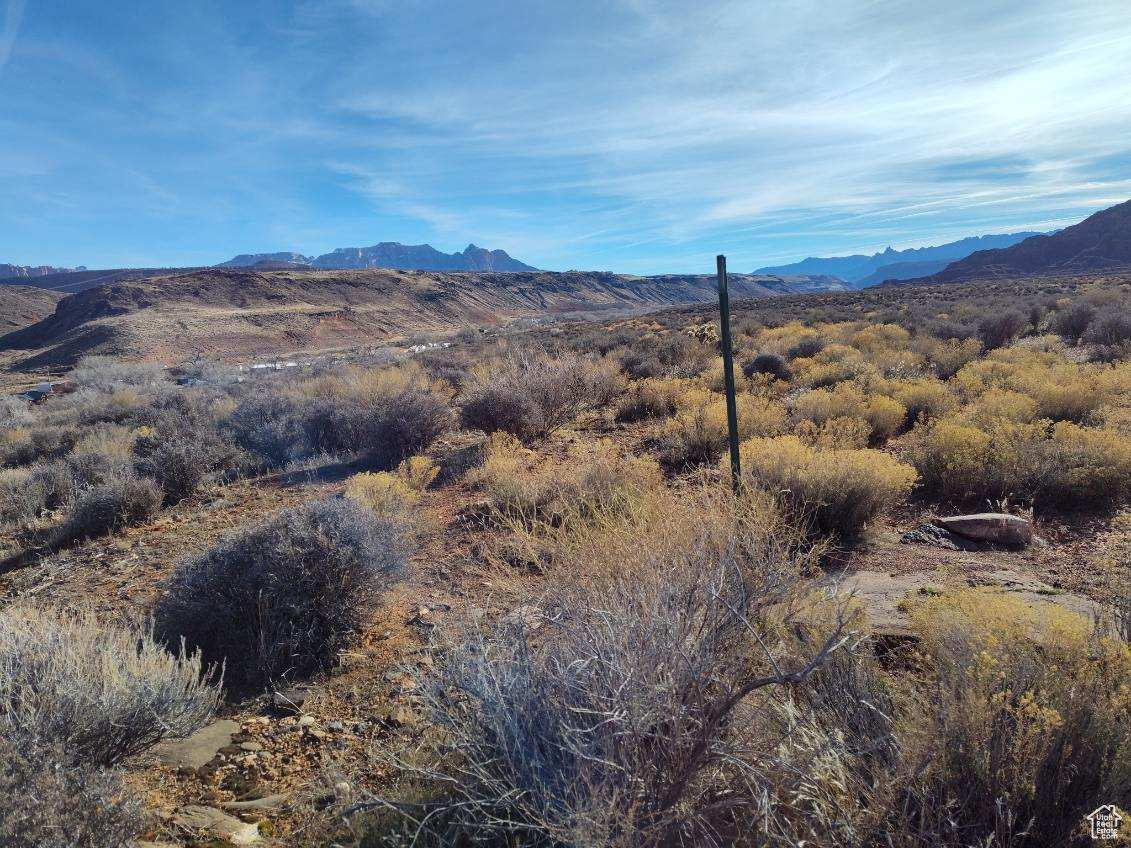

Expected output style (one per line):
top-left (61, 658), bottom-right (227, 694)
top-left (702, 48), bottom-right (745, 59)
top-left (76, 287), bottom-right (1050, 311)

top-left (219, 242), bottom-right (538, 273)
top-left (755, 232), bottom-right (1042, 287)
top-left (915, 199), bottom-right (1131, 284)
top-left (0, 263), bottom-right (86, 279)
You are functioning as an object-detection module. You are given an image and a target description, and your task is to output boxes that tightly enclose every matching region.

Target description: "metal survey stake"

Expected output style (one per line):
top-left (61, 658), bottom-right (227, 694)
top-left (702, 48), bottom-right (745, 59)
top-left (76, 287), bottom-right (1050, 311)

top-left (716, 255), bottom-right (741, 490)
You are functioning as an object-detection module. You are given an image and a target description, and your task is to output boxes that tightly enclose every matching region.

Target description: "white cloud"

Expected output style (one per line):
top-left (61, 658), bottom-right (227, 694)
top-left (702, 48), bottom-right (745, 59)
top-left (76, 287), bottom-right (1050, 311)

top-left (325, 0), bottom-right (1131, 266)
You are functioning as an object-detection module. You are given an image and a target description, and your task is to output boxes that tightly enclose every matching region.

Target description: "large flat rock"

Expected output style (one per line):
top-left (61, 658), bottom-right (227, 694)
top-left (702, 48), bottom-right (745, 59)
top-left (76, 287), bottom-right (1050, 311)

top-left (154, 719), bottom-right (240, 770)
top-left (933, 513), bottom-right (1033, 546)
top-left (836, 567), bottom-right (1100, 637)
top-left (174, 805), bottom-right (260, 845)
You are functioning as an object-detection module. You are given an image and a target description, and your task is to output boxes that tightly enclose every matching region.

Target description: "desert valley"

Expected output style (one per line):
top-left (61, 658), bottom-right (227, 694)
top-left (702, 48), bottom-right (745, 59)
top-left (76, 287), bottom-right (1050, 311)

top-left (0, 199), bottom-right (1129, 847)
top-left (4, 2), bottom-right (1131, 845)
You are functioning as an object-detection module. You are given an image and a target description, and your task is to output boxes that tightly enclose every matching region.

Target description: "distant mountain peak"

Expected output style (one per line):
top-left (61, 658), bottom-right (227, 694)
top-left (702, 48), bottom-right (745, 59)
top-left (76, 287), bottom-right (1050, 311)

top-left (919, 198), bottom-right (1131, 284)
top-left (755, 231), bottom-right (1043, 287)
top-left (0, 262), bottom-right (86, 281)
top-left (219, 242), bottom-right (537, 272)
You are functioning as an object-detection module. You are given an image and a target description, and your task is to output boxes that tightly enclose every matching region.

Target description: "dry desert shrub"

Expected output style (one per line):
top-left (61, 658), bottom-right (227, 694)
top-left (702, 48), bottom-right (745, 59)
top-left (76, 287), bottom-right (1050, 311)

top-left (890, 377), bottom-right (957, 425)
top-left (614, 376), bottom-right (689, 422)
top-left (54, 472), bottom-right (162, 545)
top-left (978, 310), bottom-right (1029, 349)
top-left (68, 356), bottom-right (165, 393)
top-left (470, 434), bottom-right (663, 536)
top-left (925, 337), bottom-right (982, 378)
top-left (0, 606), bottom-right (218, 766)
top-left (792, 343), bottom-right (876, 388)
top-left (791, 382), bottom-right (908, 443)
top-left (903, 590), bottom-right (1131, 847)
top-left (353, 486), bottom-right (870, 847)
top-left (657, 392), bottom-right (787, 468)
top-left (0, 424), bottom-right (79, 467)
top-left (155, 497), bottom-right (410, 689)
top-left (230, 363), bottom-right (454, 469)
top-left (344, 455), bottom-right (439, 526)
top-left (459, 350), bottom-right (620, 441)
top-left (793, 415), bottom-right (873, 449)
top-left (0, 738), bottom-right (147, 848)
top-left (0, 396), bottom-right (33, 430)
top-left (742, 351), bottom-right (792, 382)
top-left (0, 462), bottom-right (72, 530)
top-left (1052, 300), bottom-right (1097, 341)
top-left (736, 435), bottom-right (918, 538)
top-left (906, 417), bottom-right (1131, 507)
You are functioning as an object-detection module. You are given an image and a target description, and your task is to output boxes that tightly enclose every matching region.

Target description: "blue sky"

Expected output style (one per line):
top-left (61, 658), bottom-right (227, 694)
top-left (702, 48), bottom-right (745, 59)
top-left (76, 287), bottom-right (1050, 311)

top-left (2, 0), bottom-right (1131, 274)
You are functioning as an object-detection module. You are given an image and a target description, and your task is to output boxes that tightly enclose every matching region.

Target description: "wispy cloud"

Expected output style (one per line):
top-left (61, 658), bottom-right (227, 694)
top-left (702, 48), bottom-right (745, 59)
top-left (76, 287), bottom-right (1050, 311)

top-left (1, 0), bottom-right (1130, 270)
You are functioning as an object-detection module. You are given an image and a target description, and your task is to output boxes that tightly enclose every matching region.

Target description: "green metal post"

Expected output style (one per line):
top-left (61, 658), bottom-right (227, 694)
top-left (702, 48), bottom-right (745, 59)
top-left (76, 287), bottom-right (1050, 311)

top-left (717, 254), bottom-right (741, 490)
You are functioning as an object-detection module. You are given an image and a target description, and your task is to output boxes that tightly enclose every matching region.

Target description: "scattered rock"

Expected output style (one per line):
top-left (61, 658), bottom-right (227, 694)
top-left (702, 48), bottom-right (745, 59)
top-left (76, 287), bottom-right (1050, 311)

top-left (221, 793), bottom-right (291, 812)
top-left (933, 513), bottom-right (1033, 547)
top-left (154, 719), bottom-right (241, 770)
top-left (271, 686), bottom-right (310, 713)
top-left (327, 720), bottom-right (344, 732)
top-left (297, 715), bottom-right (317, 728)
top-left (174, 805), bottom-right (260, 845)
top-left (239, 741), bottom-right (264, 752)
top-left (901, 523), bottom-right (970, 550)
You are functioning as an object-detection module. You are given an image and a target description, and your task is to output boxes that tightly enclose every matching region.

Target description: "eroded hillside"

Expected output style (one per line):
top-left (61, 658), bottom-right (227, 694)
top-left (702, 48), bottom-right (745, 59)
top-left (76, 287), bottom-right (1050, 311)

top-left (0, 267), bottom-right (844, 371)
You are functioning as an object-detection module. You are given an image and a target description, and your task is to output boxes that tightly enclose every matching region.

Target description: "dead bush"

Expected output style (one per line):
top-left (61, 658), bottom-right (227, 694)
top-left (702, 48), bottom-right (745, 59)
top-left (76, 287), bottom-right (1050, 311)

top-left (1053, 300), bottom-right (1096, 342)
top-left (0, 606), bottom-right (217, 766)
top-left (155, 497), bottom-right (410, 689)
top-left (356, 486), bottom-right (859, 847)
top-left (978, 310), bottom-right (1028, 350)
top-left (460, 351), bottom-right (618, 441)
top-left (55, 474), bottom-right (162, 545)
top-left (0, 739), bottom-right (147, 848)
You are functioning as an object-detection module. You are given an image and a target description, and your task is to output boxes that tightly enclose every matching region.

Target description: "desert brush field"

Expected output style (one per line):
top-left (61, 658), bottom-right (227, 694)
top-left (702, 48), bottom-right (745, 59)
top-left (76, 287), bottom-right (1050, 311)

top-left (0, 273), bottom-right (1129, 847)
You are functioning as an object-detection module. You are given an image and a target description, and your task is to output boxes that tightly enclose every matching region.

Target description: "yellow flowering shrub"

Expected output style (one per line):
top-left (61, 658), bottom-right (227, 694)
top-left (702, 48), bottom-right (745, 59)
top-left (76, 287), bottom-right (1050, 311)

top-left (890, 377), bottom-right (956, 425)
top-left (657, 392), bottom-right (787, 467)
top-left (907, 590), bottom-right (1131, 841)
top-left (794, 416), bottom-right (872, 449)
top-left (793, 344), bottom-right (875, 388)
top-left (926, 337), bottom-right (982, 378)
top-left (735, 435), bottom-right (917, 537)
top-left (907, 416), bottom-right (1131, 506)
top-left (345, 471), bottom-right (420, 519)
top-left (792, 383), bottom-right (907, 443)
top-left (344, 455), bottom-right (439, 519)
top-left (470, 435), bottom-right (663, 531)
